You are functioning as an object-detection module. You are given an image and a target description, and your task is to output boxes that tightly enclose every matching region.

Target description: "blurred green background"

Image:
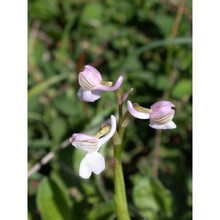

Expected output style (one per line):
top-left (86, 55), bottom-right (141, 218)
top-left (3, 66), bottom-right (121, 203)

top-left (28, 0), bottom-right (192, 219)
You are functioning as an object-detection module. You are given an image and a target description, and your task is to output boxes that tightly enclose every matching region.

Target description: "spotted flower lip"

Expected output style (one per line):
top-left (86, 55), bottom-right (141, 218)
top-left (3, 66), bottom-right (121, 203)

top-left (69, 115), bottom-right (117, 179)
top-left (127, 100), bottom-right (176, 130)
top-left (77, 65), bottom-right (123, 102)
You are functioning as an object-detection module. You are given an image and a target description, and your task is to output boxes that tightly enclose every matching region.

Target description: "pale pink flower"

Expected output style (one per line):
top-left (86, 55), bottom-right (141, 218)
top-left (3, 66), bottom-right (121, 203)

top-left (127, 100), bottom-right (176, 130)
top-left (77, 65), bottom-right (123, 102)
top-left (69, 115), bottom-right (116, 179)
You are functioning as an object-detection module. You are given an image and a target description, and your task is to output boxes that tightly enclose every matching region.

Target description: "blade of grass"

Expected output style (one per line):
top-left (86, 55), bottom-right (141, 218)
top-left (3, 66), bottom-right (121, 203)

top-left (28, 73), bottom-right (69, 101)
top-left (133, 37), bottom-right (192, 56)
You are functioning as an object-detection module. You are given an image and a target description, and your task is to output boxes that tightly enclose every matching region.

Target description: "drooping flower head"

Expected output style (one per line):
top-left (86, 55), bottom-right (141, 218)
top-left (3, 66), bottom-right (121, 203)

top-left (127, 100), bottom-right (176, 129)
top-left (69, 115), bottom-right (117, 179)
top-left (77, 65), bottom-right (123, 102)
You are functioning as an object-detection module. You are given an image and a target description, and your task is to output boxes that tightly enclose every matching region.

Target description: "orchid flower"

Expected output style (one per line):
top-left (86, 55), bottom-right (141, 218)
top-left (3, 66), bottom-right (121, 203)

top-left (69, 115), bottom-right (117, 179)
top-left (77, 65), bottom-right (123, 102)
top-left (127, 100), bottom-right (176, 129)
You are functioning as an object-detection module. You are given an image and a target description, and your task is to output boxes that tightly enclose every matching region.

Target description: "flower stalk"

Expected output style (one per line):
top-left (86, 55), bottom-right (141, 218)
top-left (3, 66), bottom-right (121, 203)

top-left (113, 102), bottom-right (130, 220)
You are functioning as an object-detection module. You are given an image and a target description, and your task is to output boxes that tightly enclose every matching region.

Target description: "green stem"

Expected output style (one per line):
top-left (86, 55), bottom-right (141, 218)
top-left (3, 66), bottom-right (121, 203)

top-left (113, 104), bottom-right (130, 220)
top-left (152, 129), bottom-right (162, 177)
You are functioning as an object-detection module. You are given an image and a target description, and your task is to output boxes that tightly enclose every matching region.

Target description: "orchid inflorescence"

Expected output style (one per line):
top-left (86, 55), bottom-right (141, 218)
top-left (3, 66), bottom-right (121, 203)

top-left (70, 65), bottom-right (176, 179)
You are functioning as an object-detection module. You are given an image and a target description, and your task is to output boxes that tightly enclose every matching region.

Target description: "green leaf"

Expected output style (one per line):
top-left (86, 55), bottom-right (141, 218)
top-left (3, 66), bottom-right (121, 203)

top-left (80, 3), bottom-right (104, 27)
top-left (132, 176), bottom-right (173, 219)
top-left (36, 173), bottom-right (72, 220)
top-left (154, 14), bottom-right (174, 36)
top-left (29, 0), bottom-right (60, 21)
top-left (155, 75), bottom-right (169, 90)
top-left (172, 79), bottom-right (192, 99)
top-left (28, 73), bottom-right (69, 101)
top-left (28, 138), bottom-right (51, 149)
top-left (49, 117), bottom-right (67, 143)
top-left (133, 37), bottom-right (192, 56)
top-left (54, 96), bottom-right (81, 117)
top-left (133, 177), bottom-right (159, 219)
top-left (72, 148), bottom-right (84, 175)
top-left (87, 201), bottom-right (115, 220)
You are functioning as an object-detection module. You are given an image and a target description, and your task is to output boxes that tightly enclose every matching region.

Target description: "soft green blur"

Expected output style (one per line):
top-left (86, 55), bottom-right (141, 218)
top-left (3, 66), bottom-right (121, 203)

top-left (28, 0), bottom-right (192, 219)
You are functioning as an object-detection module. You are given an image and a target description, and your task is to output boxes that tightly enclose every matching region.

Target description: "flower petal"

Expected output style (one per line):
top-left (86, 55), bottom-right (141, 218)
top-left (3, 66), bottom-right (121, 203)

top-left (84, 152), bottom-right (105, 175)
top-left (149, 121), bottom-right (177, 130)
top-left (70, 133), bottom-right (98, 143)
top-left (127, 100), bottom-right (150, 119)
top-left (77, 88), bottom-right (103, 102)
top-left (70, 133), bottom-right (99, 152)
top-left (79, 157), bottom-right (92, 179)
top-left (150, 101), bottom-right (175, 110)
top-left (84, 65), bottom-right (102, 79)
top-left (98, 115), bottom-right (117, 148)
top-left (150, 109), bottom-right (175, 125)
top-left (78, 65), bottom-right (102, 90)
top-left (98, 76), bottom-right (123, 91)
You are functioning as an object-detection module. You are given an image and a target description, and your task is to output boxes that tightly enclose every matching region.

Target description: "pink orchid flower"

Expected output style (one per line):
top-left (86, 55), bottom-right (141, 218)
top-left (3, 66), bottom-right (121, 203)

top-left (77, 65), bottom-right (123, 102)
top-left (69, 115), bottom-right (116, 179)
top-left (127, 100), bottom-right (176, 130)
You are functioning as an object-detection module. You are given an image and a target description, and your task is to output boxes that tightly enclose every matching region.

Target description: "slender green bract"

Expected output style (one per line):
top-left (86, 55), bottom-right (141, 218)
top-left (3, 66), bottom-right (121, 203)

top-left (113, 103), bottom-right (130, 220)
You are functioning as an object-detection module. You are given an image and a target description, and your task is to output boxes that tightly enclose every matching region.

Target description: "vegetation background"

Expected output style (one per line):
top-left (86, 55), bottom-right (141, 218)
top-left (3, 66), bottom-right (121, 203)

top-left (28, 0), bottom-right (192, 219)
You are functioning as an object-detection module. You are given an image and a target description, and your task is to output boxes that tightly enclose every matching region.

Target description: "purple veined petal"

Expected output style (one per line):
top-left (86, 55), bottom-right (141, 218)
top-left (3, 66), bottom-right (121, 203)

top-left (151, 101), bottom-right (175, 110)
top-left (78, 72), bottom-right (101, 90)
top-left (151, 107), bottom-right (175, 118)
top-left (78, 65), bottom-right (103, 90)
top-left (70, 133), bottom-right (99, 152)
top-left (150, 108), bottom-right (175, 125)
top-left (127, 100), bottom-right (150, 119)
top-left (79, 156), bottom-right (92, 179)
top-left (98, 115), bottom-right (117, 148)
top-left (70, 133), bottom-right (98, 143)
top-left (84, 65), bottom-right (102, 79)
top-left (149, 121), bottom-right (177, 130)
top-left (77, 88), bottom-right (103, 102)
top-left (86, 152), bottom-right (105, 175)
top-left (98, 76), bottom-right (123, 91)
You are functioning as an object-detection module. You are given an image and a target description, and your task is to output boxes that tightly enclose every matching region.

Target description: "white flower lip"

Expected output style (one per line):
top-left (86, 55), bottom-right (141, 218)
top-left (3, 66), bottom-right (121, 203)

top-left (70, 115), bottom-right (117, 179)
top-left (77, 88), bottom-right (103, 102)
top-left (149, 121), bottom-right (176, 130)
top-left (79, 152), bottom-right (105, 179)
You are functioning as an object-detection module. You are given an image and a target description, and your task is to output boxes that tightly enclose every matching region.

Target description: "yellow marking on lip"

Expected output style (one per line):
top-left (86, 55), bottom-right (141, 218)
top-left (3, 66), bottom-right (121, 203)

top-left (100, 80), bottom-right (113, 86)
top-left (133, 104), bottom-right (152, 114)
top-left (95, 125), bottom-right (111, 138)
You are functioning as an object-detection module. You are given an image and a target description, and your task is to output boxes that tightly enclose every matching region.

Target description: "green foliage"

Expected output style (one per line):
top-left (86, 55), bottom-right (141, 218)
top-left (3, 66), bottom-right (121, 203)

top-left (132, 172), bottom-right (173, 219)
top-left (28, 0), bottom-right (192, 219)
top-left (36, 172), bottom-right (73, 220)
top-left (87, 201), bottom-right (115, 220)
top-left (172, 79), bottom-right (192, 100)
